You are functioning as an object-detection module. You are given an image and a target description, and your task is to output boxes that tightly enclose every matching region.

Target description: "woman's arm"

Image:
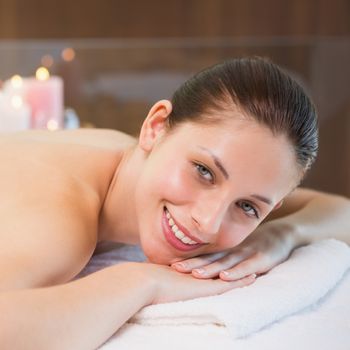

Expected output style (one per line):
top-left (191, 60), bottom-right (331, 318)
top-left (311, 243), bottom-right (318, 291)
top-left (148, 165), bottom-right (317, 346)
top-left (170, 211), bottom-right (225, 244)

top-left (264, 187), bottom-right (350, 246)
top-left (0, 262), bottom-right (252, 350)
top-left (0, 264), bottom-right (154, 350)
top-left (172, 188), bottom-right (350, 280)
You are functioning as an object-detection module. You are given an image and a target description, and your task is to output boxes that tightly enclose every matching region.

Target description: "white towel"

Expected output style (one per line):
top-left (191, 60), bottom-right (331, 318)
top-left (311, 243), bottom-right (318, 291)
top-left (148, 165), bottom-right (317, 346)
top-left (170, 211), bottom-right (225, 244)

top-left (129, 239), bottom-right (350, 339)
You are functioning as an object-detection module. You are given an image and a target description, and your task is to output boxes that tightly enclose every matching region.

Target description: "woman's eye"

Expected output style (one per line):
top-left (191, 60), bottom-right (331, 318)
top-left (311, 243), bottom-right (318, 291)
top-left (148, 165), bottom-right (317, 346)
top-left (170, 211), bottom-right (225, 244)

top-left (195, 163), bottom-right (214, 182)
top-left (239, 201), bottom-right (259, 219)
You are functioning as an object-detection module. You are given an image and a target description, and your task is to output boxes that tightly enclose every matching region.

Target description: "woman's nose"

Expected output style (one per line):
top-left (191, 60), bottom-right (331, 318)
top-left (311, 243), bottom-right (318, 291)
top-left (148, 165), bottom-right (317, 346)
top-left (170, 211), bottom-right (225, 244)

top-left (191, 198), bottom-right (228, 236)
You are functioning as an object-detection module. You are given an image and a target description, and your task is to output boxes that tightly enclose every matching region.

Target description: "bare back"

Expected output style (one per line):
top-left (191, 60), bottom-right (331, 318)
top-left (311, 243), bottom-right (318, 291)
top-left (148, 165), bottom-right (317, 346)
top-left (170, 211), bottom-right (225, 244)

top-left (0, 128), bottom-right (136, 291)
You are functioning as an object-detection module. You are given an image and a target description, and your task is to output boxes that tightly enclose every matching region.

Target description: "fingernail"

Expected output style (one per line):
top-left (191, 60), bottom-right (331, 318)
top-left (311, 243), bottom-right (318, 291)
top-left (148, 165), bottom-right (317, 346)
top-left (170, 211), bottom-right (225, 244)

top-left (221, 271), bottom-right (230, 277)
top-left (193, 268), bottom-right (206, 275)
top-left (173, 262), bottom-right (186, 269)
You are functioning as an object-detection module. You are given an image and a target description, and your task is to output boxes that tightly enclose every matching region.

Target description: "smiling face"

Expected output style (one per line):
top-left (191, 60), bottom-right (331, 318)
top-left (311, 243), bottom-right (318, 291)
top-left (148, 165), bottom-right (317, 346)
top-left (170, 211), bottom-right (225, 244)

top-left (134, 102), bottom-right (300, 265)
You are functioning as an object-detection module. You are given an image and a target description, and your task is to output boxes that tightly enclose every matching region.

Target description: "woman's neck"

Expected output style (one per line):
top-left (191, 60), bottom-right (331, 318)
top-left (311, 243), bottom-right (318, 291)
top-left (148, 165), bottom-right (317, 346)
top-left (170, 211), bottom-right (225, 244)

top-left (98, 145), bottom-right (144, 245)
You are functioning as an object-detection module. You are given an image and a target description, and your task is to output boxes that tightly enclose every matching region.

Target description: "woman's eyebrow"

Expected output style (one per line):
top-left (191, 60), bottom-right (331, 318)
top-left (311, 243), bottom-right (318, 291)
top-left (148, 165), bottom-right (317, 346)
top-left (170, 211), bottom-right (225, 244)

top-left (251, 194), bottom-right (273, 206)
top-left (197, 146), bottom-right (273, 206)
top-left (198, 146), bottom-right (229, 179)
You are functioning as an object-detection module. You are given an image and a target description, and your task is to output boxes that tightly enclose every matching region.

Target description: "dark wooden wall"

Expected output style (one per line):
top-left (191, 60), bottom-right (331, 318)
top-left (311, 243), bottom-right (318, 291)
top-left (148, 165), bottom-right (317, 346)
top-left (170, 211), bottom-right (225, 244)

top-left (0, 0), bottom-right (349, 196)
top-left (0, 0), bottom-right (349, 39)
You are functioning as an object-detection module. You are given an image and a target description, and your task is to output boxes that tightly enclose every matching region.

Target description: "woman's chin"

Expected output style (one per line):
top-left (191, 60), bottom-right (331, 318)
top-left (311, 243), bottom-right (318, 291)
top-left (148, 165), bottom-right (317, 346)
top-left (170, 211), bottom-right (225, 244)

top-left (140, 235), bottom-right (190, 265)
top-left (144, 252), bottom-right (172, 265)
top-left (142, 244), bottom-right (174, 265)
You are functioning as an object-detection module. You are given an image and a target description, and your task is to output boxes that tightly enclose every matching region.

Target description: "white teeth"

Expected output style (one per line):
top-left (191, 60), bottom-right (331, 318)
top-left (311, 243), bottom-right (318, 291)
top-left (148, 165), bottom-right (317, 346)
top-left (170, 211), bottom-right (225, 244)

top-left (182, 236), bottom-right (191, 244)
top-left (175, 230), bottom-right (185, 239)
top-left (165, 208), bottom-right (198, 246)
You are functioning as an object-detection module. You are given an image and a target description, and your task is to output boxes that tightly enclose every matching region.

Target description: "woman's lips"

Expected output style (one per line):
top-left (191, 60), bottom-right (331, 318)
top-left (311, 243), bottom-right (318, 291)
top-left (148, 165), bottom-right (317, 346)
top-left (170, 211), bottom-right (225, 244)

top-left (161, 208), bottom-right (206, 252)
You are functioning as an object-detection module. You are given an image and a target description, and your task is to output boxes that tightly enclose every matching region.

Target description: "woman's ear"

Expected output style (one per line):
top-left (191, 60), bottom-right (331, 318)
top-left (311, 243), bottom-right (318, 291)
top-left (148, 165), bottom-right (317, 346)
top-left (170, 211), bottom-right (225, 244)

top-left (139, 100), bottom-right (173, 152)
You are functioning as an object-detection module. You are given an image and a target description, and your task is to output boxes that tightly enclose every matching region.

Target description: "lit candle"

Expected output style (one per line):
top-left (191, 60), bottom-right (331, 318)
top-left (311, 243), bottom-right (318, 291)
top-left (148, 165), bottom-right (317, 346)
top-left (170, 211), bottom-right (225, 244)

top-left (3, 74), bottom-right (25, 98)
top-left (0, 92), bottom-right (31, 132)
top-left (23, 67), bottom-right (64, 129)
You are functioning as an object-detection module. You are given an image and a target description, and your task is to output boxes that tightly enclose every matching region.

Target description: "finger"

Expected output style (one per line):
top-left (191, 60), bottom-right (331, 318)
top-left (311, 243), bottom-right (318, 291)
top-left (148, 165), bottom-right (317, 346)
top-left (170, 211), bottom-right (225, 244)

top-left (219, 253), bottom-right (266, 281)
top-left (217, 274), bottom-right (257, 292)
top-left (171, 251), bottom-right (227, 272)
top-left (205, 273), bottom-right (257, 296)
top-left (191, 251), bottom-right (253, 279)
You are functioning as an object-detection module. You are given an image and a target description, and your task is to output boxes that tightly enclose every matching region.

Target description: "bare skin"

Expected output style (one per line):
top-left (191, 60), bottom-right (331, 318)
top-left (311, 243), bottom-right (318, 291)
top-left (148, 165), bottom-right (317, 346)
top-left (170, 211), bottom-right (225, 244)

top-left (0, 102), bottom-right (349, 349)
top-left (0, 128), bottom-right (255, 349)
top-left (0, 128), bottom-right (133, 290)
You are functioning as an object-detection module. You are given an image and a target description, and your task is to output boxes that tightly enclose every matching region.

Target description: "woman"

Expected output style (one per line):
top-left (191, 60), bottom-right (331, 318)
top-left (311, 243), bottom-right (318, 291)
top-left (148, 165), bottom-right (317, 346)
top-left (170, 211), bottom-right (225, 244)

top-left (0, 57), bottom-right (349, 349)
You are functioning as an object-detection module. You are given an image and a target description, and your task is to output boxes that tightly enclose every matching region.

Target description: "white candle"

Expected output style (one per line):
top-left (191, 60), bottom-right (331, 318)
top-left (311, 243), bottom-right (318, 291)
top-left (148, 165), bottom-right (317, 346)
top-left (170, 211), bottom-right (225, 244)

top-left (3, 69), bottom-right (64, 130)
top-left (0, 92), bottom-right (31, 132)
top-left (3, 75), bottom-right (25, 98)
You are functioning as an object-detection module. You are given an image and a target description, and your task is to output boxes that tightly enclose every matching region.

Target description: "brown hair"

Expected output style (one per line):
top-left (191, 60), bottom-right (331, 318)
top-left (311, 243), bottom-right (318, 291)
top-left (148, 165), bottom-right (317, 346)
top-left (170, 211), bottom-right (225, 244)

top-left (167, 57), bottom-right (318, 174)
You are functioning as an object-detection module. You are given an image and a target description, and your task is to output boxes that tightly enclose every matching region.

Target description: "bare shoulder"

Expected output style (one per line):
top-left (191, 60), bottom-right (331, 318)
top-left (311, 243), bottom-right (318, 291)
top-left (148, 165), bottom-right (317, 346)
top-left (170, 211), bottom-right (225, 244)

top-left (0, 128), bottom-right (136, 292)
top-left (0, 180), bottom-right (99, 293)
top-left (0, 128), bottom-right (137, 150)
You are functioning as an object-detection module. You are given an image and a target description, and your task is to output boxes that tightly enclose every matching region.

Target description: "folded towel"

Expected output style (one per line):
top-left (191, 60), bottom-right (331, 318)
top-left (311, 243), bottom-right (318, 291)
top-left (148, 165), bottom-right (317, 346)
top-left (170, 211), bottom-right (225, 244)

top-left (130, 239), bottom-right (350, 339)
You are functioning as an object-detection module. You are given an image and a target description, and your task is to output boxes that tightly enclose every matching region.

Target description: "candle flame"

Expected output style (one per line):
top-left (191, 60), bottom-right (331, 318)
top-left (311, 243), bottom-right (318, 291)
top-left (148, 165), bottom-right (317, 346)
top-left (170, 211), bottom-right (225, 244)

top-left (11, 95), bottom-right (23, 109)
top-left (47, 119), bottom-right (59, 131)
top-left (36, 67), bottom-right (50, 81)
top-left (11, 75), bottom-right (23, 88)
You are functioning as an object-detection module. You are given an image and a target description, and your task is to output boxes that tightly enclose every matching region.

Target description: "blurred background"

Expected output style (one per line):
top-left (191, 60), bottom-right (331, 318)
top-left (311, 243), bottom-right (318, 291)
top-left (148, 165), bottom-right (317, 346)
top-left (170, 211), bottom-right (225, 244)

top-left (0, 0), bottom-right (349, 196)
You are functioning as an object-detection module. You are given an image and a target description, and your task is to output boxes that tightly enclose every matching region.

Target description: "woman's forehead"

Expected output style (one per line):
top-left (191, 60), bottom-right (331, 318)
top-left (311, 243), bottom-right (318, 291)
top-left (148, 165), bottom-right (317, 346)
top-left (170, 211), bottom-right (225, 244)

top-left (167, 119), bottom-right (299, 199)
top-left (170, 117), bottom-right (277, 143)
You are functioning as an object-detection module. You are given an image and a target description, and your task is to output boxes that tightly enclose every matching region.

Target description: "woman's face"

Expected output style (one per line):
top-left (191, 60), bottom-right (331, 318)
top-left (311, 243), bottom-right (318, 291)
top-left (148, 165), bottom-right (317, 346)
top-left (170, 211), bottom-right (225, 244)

top-left (134, 108), bottom-right (299, 264)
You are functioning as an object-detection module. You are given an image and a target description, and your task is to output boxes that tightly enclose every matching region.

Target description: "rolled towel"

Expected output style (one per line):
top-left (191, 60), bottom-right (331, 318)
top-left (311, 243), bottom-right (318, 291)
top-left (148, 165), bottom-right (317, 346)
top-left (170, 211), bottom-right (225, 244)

top-left (130, 239), bottom-right (350, 339)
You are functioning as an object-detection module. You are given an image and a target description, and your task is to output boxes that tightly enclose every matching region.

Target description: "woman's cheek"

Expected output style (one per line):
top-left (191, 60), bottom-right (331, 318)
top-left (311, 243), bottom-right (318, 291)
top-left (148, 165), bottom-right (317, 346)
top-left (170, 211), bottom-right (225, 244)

top-left (157, 166), bottom-right (196, 203)
top-left (216, 224), bottom-right (253, 249)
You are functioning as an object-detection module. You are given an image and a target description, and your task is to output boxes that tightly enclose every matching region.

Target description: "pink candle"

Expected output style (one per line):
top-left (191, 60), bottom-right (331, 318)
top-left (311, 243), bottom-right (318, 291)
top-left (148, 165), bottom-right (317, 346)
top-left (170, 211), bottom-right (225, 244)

top-left (24, 67), bottom-right (64, 129)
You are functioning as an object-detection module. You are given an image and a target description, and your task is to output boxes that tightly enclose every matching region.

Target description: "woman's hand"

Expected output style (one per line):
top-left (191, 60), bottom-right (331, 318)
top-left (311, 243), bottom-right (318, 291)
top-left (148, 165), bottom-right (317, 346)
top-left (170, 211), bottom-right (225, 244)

top-left (171, 222), bottom-right (298, 281)
top-left (134, 262), bottom-right (256, 305)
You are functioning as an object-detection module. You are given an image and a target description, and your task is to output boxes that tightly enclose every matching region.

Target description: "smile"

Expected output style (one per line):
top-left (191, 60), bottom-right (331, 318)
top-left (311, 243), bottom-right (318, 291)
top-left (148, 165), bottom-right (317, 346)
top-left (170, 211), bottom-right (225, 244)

top-left (162, 207), bottom-right (206, 252)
